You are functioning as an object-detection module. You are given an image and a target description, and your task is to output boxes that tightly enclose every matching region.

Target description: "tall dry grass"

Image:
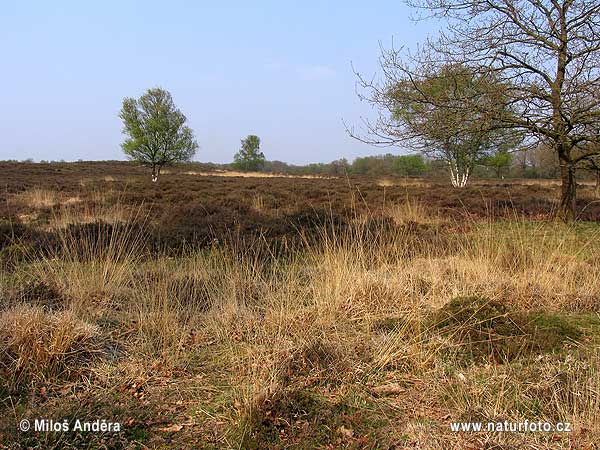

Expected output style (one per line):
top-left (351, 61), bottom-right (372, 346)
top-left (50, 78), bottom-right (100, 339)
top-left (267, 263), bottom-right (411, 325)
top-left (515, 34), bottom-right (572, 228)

top-left (48, 191), bottom-right (130, 229)
top-left (3, 190), bottom-right (599, 447)
top-left (0, 305), bottom-right (99, 390)
top-left (14, 187), bottom-right (68, 209)
top-left (26, 207), bottom-right (146, 317)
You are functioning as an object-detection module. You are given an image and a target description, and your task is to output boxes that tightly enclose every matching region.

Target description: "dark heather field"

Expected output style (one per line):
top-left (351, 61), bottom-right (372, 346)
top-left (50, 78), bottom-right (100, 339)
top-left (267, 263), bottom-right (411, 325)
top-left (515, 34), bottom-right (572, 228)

top-left (1, 161), bottom-right (600, 449)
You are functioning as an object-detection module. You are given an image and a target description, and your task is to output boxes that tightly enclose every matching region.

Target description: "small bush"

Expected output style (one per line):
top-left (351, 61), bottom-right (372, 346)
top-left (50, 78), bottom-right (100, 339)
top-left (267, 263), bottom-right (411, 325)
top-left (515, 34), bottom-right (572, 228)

top-left (280, 340), bottom-right (340, 385)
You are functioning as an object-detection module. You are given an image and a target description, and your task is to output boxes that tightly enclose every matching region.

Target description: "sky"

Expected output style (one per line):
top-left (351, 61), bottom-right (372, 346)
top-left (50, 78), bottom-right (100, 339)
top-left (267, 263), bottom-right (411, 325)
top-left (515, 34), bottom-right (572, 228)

top-left (0, 1), bottom-right (439, 164)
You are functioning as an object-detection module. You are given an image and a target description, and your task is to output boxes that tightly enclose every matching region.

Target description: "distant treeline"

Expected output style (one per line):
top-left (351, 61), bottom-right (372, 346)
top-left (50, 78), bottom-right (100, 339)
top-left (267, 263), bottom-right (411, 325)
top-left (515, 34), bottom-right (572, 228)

top-left (6, 147), bottom-right (596, 180)
top-left (235, 148), bottom-right (590, 180)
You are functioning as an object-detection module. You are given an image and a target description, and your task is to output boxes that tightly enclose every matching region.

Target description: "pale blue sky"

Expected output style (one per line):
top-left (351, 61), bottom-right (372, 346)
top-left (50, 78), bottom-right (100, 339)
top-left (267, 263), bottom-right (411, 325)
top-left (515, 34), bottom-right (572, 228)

top-left (0, 1), bottom-right (438, 164)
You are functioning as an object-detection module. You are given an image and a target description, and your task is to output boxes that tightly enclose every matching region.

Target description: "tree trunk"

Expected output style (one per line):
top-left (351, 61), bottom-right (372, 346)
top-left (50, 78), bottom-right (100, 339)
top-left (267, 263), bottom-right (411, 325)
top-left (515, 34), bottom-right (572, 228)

top-left (595, 171), bottom-right (600, 199)
top-left (449, 161), bottom-right (470, 188)
top-left (557, 155), bottom-right (576, 221)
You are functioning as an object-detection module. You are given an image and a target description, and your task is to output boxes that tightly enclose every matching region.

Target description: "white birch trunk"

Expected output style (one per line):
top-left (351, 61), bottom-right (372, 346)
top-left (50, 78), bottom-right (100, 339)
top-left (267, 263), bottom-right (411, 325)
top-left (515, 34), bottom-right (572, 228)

top-left (449, 161), bottom-right (470, 188)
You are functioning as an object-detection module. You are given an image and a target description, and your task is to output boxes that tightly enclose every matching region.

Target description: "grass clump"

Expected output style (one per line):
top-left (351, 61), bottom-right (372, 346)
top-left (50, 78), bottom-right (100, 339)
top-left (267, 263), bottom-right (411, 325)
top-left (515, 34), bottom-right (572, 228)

top-left (0, 305), bottom-right (100, 391)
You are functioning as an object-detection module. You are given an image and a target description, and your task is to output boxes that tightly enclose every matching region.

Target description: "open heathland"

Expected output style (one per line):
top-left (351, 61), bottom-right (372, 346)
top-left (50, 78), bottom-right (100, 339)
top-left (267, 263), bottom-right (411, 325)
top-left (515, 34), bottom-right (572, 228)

top-left (1, 161), bottom-right (599, 449)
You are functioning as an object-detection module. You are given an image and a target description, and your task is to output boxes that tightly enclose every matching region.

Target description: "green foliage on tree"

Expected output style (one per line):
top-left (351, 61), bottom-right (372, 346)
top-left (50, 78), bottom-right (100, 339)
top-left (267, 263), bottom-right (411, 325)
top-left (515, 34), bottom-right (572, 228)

top-left (233, 135), bottom-right (265, 172)
top-left (484, 150), bottom-right (513, 178)
top-left (119, 87), bottom-right (198, 182)
top-left (393, 155), bottom-right (428, 176)
top-left (387, 65), bottom-right (516, 187)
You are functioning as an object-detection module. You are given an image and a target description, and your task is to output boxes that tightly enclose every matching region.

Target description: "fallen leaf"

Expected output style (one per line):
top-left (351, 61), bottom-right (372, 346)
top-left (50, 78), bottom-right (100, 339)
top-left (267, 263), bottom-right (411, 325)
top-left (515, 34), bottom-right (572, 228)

top-left (338, 425), bottom-right (354, 438)
top-left (59, 384), bottom-right (74, 395)
top-left (371, 383), bottom-right (404, 396)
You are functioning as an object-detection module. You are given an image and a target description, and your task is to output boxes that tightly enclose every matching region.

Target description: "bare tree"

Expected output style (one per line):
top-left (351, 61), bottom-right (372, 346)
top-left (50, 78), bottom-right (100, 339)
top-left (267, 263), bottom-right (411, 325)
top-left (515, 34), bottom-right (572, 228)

top-left (529, 144), bottom-right (560, 178)
top-left (580, 152), bottom-right (600, 197)
top-left (417, 0), bottom-right (600, 219)
top-left (352, 0), bottom-right (600, 219)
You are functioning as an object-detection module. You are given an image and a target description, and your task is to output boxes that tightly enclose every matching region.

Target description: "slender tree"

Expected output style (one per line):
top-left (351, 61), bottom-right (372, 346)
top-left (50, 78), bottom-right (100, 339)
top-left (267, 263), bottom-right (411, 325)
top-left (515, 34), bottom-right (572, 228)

top-left (120, 87), bottom-right (198, 182)
top-left (485, 150), bottom-right (513, 179)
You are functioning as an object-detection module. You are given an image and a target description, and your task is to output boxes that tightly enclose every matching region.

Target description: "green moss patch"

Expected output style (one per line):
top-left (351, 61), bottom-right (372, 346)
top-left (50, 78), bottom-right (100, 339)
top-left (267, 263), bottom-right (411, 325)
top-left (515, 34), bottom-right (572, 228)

top-left (431, 296), bottom-right (583, 363)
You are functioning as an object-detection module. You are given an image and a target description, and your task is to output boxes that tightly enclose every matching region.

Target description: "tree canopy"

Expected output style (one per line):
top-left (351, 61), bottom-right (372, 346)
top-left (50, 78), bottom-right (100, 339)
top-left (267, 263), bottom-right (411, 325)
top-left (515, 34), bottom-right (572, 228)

top-left (354, 64), bottom-right (520, 186)
top-left (120, 87), bottom-right (198, 182)
top-left (232, 135), bottom-right (265, 172)
top-left (423, 0), bottom-right (598, 216)
top-left (351, 0), bottom-right (600, 217)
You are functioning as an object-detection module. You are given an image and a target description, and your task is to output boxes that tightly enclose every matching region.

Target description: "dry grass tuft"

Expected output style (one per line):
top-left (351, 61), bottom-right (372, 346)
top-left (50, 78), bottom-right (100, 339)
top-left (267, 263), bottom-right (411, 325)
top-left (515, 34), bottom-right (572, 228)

top-left (250, 193), bottom-right (266, 213)
top-left (15, 188), bottom-right (63, 209)
top-left (0, 305), bottom-right (99, 389)
top-left (49, 201), bottom-right (131, 229)
top-left (29, 218), bottom-right (145, 317)
top-left (386, 198), bottom-right (441, 225)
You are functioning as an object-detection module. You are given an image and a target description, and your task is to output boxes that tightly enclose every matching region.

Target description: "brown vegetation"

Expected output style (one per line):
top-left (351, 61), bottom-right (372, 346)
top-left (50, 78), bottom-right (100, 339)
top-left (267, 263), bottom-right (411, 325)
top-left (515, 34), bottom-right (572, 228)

top-left (0, 161), bottom-right (599, 449)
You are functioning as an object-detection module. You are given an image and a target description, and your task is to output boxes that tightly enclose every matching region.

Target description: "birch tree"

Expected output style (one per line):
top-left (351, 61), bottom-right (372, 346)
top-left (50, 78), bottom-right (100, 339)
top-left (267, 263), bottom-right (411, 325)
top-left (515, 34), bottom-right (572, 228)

top-left (351, 64), bottom-right (517, 187)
